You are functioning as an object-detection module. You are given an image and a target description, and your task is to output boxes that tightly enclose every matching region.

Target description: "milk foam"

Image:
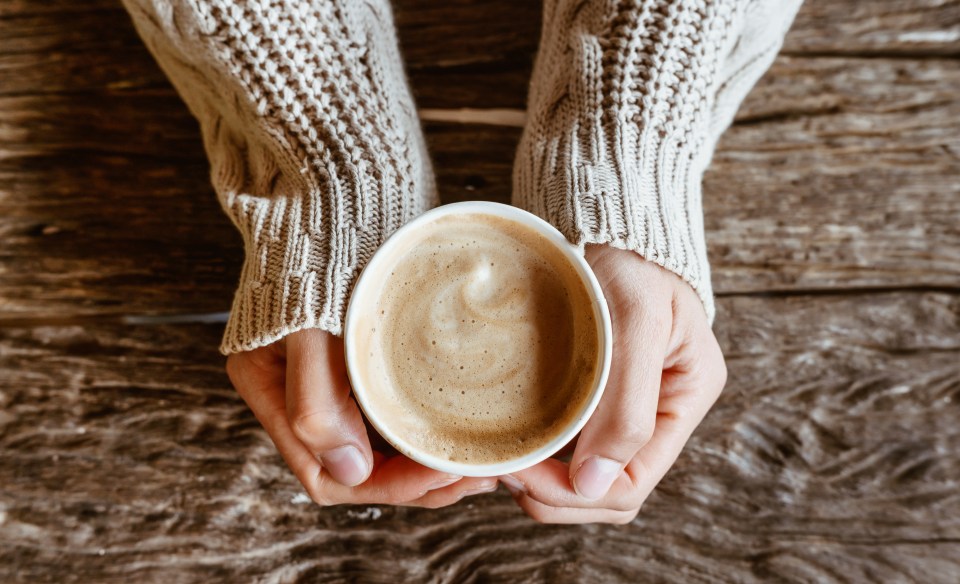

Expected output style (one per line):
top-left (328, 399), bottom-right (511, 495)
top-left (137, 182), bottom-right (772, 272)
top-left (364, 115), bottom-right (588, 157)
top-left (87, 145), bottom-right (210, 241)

top-left (363, 214), bottom-right (599, 464)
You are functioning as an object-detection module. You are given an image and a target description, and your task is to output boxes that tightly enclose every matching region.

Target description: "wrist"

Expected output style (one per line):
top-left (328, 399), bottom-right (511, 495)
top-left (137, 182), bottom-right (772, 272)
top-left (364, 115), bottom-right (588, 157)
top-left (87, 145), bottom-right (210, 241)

top-left (585, 243), bottom-right (712, 325)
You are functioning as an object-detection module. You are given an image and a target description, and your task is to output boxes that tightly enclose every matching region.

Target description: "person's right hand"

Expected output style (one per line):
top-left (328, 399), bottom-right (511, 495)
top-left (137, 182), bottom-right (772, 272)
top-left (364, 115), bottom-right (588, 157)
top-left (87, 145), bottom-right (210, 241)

top-left (226, 328), bottom-right (498, 507)
top-left (499, 245), bottom-right (727, 523)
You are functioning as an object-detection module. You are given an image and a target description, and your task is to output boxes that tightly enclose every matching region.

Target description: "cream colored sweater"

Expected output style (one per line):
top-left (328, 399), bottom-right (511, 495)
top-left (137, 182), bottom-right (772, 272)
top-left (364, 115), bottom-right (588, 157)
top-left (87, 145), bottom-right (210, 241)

top-left (122, 0), bottom-right (801, 355)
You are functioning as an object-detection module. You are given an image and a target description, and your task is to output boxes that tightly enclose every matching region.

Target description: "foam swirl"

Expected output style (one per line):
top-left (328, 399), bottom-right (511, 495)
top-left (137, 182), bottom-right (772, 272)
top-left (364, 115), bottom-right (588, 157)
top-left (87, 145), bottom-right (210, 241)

top-left (368, 214), bottom-right (599, 464)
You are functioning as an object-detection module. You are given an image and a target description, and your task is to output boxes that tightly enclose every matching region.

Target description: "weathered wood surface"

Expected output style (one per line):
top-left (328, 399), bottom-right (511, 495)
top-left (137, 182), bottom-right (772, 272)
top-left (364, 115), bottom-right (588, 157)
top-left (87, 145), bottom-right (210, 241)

top-left (708, 56), bottom-right (960, 293)
top-left (2, 0), bottom-right (958, 106)
top-left (2, 0), bottom-right (960, 581)
top-left (2, 293), bottom-right (958, 582)
top-left (782, 0), bottom-right (960, 57)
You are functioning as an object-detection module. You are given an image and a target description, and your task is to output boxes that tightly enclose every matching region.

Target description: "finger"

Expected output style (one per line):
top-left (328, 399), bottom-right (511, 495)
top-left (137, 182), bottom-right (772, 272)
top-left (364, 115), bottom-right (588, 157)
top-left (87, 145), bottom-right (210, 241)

top-left (502, 458), bottom-right (640, 512)
top-left (229, 354), bottom-right (328, 496)
top-left (512, 494), bottom-right (638, 525)
top-left (401, 477), bottom-right (499, 509)
top-left (569, 282), bottom-right (671, 501)
top-left (285, 329), bottom-right (374, 487)
top-left (626, 331), bottom-right (727, 501)
top-left (313, 455), bottom-right (462, 505)
top-left (230, 355), bottom-right (461, 505)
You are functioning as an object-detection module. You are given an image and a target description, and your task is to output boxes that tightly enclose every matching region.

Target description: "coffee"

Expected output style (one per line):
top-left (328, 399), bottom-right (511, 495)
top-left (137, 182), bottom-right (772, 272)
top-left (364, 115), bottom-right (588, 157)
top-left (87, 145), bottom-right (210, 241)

top-left (352, 213), bottom-right (600, 464)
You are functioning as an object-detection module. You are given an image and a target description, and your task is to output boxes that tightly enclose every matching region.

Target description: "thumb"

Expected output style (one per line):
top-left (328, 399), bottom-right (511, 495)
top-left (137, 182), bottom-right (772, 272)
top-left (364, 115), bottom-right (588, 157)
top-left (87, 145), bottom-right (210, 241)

top-left (285, 329), bottom-right (373, 487)
top-left (569, 294), bottom-right (670, 500)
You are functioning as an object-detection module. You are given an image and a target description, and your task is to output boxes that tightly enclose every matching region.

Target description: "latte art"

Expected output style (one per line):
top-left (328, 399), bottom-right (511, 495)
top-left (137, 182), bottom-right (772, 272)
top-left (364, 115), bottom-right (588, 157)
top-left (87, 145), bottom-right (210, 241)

top-left (359, 214), bottom-right (599, 464)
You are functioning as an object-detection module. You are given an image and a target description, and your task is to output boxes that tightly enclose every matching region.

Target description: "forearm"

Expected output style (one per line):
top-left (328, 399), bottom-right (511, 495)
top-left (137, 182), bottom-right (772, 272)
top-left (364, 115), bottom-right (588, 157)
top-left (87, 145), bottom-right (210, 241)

top-left (513, 0), bottom-right (802, 322)
top-left (122, 0), bottom-right (436, 353)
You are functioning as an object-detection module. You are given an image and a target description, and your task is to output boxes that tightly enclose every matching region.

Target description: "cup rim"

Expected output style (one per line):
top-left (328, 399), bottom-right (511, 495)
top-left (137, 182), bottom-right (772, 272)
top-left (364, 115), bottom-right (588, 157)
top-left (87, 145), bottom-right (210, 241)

top-left (343, 201), bottom-right (613, 477)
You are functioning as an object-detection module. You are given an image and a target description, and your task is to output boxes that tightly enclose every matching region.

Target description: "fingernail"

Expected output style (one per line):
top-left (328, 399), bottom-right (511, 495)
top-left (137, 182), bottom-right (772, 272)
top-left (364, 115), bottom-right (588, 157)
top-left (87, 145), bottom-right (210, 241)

top-left (320, 445), bottom-right (369, 487)
top-left (573, 456), bottom-right (622, 500)
top-left (458, 482), bottom-right (499, 500)
top-left (498, 474), bottom-right (526, 496)
top-left (426, 474), bottom-right (462, 491)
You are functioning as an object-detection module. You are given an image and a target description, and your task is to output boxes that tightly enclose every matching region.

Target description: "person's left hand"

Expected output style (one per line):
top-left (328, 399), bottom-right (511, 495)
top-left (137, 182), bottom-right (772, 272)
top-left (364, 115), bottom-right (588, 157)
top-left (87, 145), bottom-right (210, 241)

top-left (227, 329), bottom-right (498, 508)
top-left (497, 244), bottom-right (727, 523)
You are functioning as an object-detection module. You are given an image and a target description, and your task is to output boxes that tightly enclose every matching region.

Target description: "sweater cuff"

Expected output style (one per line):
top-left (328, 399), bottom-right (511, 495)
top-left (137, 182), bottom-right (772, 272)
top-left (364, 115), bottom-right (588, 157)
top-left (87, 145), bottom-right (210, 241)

top-left (219, 215), bottom-right (357, 355)
top-left (514, 130), bottom-right (715, 323)
top-left (572, 152), bottom-right (714, 324)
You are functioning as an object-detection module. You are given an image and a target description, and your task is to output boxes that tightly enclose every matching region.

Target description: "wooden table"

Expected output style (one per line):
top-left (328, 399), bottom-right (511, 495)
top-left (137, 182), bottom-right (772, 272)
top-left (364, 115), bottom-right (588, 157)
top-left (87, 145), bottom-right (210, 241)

top-left (2, 1), bottom-right (959, 581)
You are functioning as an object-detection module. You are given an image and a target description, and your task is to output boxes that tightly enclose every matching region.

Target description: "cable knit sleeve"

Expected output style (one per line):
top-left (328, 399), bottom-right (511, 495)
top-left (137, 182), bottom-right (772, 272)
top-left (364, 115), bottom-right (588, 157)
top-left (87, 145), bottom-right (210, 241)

top-left (513, 0), bottom-right (802, 322)
top-left (121, 0), bottom-right (436, 354)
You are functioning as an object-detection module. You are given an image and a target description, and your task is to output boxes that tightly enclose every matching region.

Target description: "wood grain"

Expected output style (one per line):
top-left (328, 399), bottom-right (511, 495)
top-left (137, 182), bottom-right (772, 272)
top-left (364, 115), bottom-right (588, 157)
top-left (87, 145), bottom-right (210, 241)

top-left (3, 0), bottom-right (960, 581)
top-left (709, 56), bottom-right (960, 293)
top-left (0, 91), bottom-right (241, 317)
top-left (1, 292), bottom-right (958, 582)
top-left (783, 0), bottom-right (960, 57)
top-left (2, 1), bottom-right (958, 107)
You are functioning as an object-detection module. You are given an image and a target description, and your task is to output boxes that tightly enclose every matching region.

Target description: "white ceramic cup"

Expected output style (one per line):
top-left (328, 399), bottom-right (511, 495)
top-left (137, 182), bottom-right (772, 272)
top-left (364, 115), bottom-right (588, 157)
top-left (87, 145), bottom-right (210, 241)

top-left (343, 201), bottom-right (612, 477)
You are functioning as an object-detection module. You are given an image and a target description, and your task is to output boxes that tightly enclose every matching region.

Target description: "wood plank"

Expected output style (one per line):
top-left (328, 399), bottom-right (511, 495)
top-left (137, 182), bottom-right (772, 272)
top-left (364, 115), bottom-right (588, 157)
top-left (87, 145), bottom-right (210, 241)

top-left (784, 0), bottom-right (960, 57)
top-left (708, 56), bottom-right (960, 293)
top-left (0, 2), bottom-right (167, 97)
top-left (0, 0), bottom-right (537, 108)
top-left (394, 0), bottom-right (541, 110)
top-left (423, 120), bottom-right (516, 206)
top-left (2, 0), bottom-right (958, 108)
top-left (2, 292), bottom-right (958, 581)
top-left (0, 92), bottom-right (241, 317)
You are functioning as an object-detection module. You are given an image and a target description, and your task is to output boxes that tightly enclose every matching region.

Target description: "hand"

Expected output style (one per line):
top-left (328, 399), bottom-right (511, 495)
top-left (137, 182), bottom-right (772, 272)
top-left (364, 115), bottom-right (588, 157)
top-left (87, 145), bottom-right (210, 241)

top-left (498, 245), bottom-right (727, 523)
top-left (226, 329), bottom-right (497, 507)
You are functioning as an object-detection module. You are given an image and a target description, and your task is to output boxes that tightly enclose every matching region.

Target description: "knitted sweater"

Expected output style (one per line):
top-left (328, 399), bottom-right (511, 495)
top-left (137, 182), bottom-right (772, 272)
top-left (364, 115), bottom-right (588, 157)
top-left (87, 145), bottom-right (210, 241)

top-left (122, 0), bottom-right (801, 355)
